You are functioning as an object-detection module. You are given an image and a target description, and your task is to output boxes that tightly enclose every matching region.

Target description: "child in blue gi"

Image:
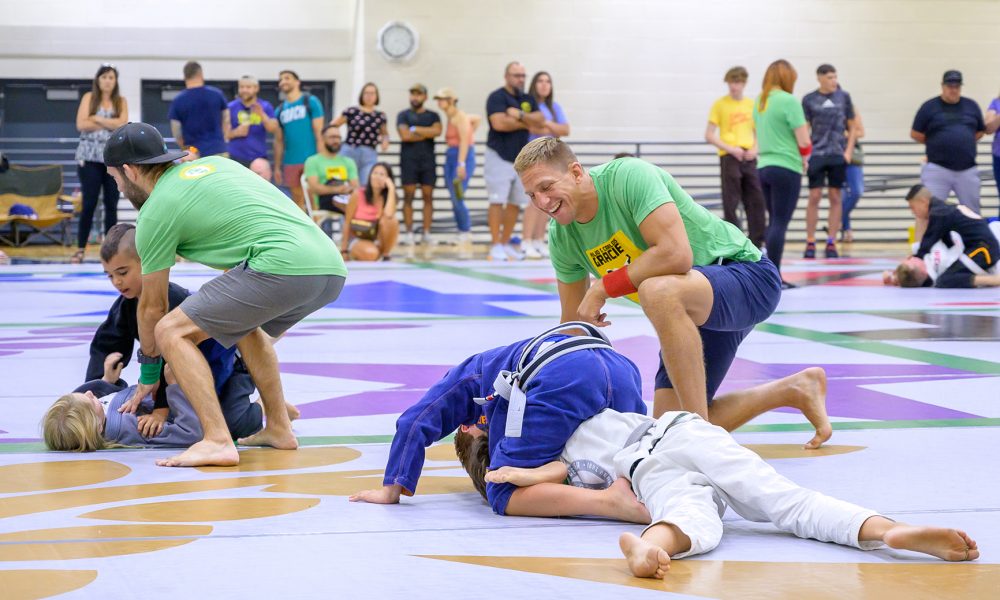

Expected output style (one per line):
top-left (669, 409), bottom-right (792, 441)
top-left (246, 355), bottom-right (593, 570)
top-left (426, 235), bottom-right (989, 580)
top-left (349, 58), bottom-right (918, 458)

top-left (350, 323), bottom-right (651, 522)
top-left (465, 408), bottom-right (979, 579)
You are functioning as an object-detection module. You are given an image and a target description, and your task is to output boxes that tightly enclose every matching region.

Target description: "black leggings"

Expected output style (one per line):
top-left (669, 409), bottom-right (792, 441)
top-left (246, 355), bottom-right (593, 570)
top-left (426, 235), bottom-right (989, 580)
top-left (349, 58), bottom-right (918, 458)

top-left (758, 166), bottom-right (802, 274)
top-left (77, 161), bottom-right (120, 249)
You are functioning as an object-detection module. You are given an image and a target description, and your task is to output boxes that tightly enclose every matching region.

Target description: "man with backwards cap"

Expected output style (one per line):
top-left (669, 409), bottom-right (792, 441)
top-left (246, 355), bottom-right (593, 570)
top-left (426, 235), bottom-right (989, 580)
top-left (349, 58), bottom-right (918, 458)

top-left (103, 122), bottom-right (347, 467)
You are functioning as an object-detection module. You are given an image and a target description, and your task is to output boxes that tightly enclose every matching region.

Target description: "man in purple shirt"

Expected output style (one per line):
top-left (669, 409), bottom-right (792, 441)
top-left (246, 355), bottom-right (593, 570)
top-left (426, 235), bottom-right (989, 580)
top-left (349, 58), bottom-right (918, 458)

top-left (226, 75), bottom-right (278, 177)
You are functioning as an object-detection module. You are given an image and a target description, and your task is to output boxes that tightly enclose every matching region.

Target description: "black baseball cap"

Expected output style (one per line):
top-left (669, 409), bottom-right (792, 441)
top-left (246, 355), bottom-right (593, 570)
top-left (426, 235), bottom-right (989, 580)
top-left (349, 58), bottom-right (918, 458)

top-left (942, 70), bottom-right (963, 85)
top-left (104, 122), bottom-right (188, 167)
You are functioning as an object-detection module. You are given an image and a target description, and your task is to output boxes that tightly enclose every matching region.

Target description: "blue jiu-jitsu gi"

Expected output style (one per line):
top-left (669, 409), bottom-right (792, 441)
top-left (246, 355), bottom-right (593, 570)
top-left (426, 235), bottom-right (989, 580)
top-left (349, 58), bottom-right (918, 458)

top-left (382, 323), bottom-right (648, 515)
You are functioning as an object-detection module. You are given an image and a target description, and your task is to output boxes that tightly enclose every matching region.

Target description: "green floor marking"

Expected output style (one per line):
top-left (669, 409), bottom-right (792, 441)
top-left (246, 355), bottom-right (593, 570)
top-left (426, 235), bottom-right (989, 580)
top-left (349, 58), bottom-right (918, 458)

top-left (755, 323), bottom-right (1000, 374)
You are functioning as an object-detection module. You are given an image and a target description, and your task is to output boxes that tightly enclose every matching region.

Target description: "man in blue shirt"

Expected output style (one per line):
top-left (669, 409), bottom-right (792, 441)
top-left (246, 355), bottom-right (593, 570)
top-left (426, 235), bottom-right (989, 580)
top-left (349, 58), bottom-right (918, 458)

top-left (911, 70), bottom-right (986, 214)
top-left (226, 75), bottom-right (278, 177)
top-left (168, 61), bottom-right (229, 158)
top-left (273, 69), bottom-right (324, 213)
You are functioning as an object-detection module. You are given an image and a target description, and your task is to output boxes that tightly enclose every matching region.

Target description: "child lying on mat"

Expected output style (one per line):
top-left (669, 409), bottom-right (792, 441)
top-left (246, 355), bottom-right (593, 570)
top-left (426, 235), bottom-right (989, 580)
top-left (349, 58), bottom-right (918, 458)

top-left (42, 354), bottom-right (262, 451)
top-left (456, 408), bottom-right (979, 580)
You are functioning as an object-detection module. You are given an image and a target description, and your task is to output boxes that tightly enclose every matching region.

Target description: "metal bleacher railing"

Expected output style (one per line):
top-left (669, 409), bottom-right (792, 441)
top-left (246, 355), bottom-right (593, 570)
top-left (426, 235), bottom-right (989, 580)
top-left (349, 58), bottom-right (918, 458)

top-left (1, 136), bottom-right (997, 246)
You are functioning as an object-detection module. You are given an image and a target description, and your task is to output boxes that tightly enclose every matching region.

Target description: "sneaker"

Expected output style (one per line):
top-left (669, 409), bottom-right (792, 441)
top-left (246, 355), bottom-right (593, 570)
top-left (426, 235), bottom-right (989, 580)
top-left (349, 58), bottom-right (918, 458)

top-left (503, 243), bottom-right (525, 261)
top-left (404, 231), bottom-right (415, 246)
top-left (523, 241), bottom-right (542, 259)
top-left (488, 244), bottom-right (508, 261)
top-left (824, 242), bottom-right (839, 259)
top-left (536, 239), bottom-right (550, 258)
top-left (803, 242), bottom-right (816, 259)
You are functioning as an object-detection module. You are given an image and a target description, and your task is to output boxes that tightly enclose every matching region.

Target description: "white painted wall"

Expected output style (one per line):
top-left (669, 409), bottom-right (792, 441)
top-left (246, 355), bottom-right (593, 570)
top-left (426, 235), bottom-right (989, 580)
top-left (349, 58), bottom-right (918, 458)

top-left (2, 0), bottom-right (998, 141)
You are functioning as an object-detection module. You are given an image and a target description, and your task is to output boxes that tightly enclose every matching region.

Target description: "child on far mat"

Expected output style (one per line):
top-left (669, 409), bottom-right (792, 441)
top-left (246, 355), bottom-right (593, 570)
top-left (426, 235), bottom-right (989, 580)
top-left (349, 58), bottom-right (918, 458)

top-left (43, 354), bottom-right (262, 450)
top-left (457, 408), bottom-right (979, 580)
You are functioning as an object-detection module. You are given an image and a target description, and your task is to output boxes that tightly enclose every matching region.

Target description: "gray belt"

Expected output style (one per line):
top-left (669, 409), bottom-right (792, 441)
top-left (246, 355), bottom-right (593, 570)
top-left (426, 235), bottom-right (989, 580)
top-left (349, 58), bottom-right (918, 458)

top-left (628, 412), bottom-right (697, 479)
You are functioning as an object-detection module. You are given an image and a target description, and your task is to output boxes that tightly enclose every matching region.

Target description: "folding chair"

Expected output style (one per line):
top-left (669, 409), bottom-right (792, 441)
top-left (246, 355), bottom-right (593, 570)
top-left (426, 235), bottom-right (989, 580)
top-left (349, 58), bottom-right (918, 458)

top-left (0, 164), bottom-right (72, 246)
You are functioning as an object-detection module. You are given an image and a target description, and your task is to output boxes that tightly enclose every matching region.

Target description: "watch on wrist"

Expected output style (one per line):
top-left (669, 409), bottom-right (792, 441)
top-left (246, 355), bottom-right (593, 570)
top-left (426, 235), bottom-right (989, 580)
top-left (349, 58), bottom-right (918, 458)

top-left (136, 349), bottom-right (163, 365)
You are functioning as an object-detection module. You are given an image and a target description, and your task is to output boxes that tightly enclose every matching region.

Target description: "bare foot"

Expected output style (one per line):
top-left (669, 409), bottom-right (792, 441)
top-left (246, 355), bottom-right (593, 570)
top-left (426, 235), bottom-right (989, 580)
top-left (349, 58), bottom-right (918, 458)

top-left (285, 402), bottom-right (300, 421)
top-left (156, 439), bottom-right (239, 467)
top-left (605, 478), bottom-right (651, 524)
top-left (789, 367), bottom-right (833, 449)
top-left (619, 532), bottom-right (671, 579)
top-left (884, 525), bottom-right (980, 561)
top-left (238, 425), bottom-right (299, 450)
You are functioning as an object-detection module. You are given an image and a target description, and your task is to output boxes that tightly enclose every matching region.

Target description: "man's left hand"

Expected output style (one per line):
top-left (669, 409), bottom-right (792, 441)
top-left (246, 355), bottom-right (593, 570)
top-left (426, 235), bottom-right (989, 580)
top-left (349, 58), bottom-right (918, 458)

top-left (577, 281), bottom-right (612, 327)
top-left (843, 149), bottom-right (853, 164)
top-left (119, 381), bottom-right (158, 415)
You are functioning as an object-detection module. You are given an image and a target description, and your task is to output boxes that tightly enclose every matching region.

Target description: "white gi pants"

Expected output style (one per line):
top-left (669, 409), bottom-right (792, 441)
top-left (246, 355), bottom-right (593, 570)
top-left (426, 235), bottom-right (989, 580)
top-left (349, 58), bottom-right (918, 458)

top-left (626, 416), bottom-right (883, 558)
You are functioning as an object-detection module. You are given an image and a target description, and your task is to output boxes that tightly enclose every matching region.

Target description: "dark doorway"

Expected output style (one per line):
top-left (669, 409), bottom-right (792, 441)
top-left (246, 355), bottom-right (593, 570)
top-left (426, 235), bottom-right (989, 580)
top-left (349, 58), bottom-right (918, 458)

top-left (0, 79), bottom-right (92, 138)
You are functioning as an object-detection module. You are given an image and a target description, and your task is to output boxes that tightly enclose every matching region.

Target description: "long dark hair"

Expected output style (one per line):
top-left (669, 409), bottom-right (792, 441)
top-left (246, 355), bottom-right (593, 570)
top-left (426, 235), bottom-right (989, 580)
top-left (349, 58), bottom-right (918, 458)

top-left (364, 162), bottom-right (394, 206)
top-left (529, 71), bottom-right (555, 112)
top-left (88, 64), bottom-right (123, 117)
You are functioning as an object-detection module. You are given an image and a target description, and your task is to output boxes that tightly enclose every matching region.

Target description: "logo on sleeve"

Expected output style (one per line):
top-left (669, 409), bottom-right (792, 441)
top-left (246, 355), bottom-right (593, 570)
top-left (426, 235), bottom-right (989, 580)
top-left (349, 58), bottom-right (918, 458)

top-left (178, 163), bottom-right (216, 180)
top-left (586, 231), bottom-right (644, 303)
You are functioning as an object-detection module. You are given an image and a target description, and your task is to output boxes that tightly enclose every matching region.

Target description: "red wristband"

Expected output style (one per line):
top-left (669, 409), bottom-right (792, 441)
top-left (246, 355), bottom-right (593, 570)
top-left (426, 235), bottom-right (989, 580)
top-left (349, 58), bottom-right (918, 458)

top-left (603, 267), bottom-right (637, 298)
top-left (798, 143), bottom-right (813, 157)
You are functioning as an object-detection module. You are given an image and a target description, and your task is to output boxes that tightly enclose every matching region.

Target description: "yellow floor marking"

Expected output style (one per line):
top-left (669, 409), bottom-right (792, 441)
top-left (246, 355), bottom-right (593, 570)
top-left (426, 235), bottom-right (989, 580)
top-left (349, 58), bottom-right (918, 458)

top-left (195, 446), bottom-right (361, 473)
top-left (0, 524), bottom-right (211, 562)
top-left (743, 444), bottom-right (866, 459)
top-left (0, 460), bottom-right (130, 493)
top-left (80, 497), bottom-right (320, 522)
top-left (420, 555), bottom-right (1000, 599)
top-left (1, 569), bottom-right (97, 599)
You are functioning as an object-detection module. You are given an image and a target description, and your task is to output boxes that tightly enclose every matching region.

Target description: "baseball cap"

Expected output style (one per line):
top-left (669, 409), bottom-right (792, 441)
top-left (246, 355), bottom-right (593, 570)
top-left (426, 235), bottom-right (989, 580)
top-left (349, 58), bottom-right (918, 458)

top-left (433, 87), bottom-right (457, 100)
top-left (409, 83), bottom-right (428, 94)
top-left (942, 70), bottom-right (963, 85)
top-left (104, 123), bottom-right (188, 167)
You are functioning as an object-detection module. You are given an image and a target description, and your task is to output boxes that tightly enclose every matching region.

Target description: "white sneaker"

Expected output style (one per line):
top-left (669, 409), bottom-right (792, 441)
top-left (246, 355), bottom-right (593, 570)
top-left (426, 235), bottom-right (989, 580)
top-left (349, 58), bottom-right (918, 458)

top-left (523, 241), bottom-right (542, 259)
top-left (404, 231), bottom-right (415, 246)
top-left (504, 243), bottom-right (525, 261)
top-left (536, 240), bottom-right (550, 258)
top-left (488, 244), bottom-right (508, 261)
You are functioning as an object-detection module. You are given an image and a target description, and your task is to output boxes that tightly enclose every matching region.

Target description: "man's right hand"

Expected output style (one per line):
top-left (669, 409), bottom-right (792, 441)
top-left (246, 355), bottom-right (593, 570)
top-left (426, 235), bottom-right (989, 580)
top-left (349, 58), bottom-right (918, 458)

top-left (119, 381), bottom-right (159, 415)
top-left (728, 147), bottom-right (746, 161)
top-left (274, 169), bottom-right (284, 185)
top-left (349, 484), bottom-right (403, 504)
top-left (102, 352), bottom-right (124, 384)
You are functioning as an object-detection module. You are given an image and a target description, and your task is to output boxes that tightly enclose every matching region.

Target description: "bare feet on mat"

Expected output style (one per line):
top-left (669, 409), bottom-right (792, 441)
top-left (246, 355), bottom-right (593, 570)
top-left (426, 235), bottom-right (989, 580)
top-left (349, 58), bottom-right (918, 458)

top-left (619, 532), bottom-right (671, 579)
top-left (790, 367), bottom-right (833, 449)
top-left (238, 425), bottom-right (299, 450)
top-left (884, 525), bottom-right (980, 562)
top-left (156, 439), bottom-right (239, 467)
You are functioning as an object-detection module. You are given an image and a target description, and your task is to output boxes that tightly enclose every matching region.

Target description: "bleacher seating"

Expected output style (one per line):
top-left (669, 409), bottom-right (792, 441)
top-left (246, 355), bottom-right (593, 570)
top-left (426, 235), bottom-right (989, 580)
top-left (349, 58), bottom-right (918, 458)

top-left (0, 136), bottom-right (995, 247)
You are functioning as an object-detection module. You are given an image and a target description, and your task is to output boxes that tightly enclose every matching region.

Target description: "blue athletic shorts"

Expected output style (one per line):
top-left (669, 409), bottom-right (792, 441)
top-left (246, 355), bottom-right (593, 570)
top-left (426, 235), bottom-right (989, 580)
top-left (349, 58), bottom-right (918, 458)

top-left (654, 257), bottom-right (781, 402)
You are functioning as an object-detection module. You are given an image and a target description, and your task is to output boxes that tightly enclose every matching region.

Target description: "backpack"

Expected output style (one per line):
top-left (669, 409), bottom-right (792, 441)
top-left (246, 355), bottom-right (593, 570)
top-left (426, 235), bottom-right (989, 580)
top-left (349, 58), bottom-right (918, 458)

top-left (276, 92), bottom-right (314, 129)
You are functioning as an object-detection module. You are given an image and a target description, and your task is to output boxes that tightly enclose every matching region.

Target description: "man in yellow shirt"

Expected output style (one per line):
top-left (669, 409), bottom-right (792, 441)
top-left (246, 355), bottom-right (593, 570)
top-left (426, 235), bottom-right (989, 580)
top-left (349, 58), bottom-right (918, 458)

top-left (705, 66), bottom-right (766, 247)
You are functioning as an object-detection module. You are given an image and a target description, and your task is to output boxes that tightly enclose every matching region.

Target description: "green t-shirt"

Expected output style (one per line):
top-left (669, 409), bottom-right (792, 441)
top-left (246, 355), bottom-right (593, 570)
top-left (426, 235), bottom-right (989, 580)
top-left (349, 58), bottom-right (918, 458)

top-left (548, 158), bottom-right (761, 301)
top-left (303, 153), bottom-right (359, 208)
top-left (753, 89), bottom-right (807, 173)
top-left (135, 156), bottom-right (347, 277)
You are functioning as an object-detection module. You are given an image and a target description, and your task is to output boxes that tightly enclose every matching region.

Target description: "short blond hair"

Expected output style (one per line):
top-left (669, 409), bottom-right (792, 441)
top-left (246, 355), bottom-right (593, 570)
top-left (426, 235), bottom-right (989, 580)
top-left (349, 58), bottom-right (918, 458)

top-left (895, 262), bottom-right (928, 288)
top-left (513, 137), bottom-right (579, 174)
top-left (42, 394), bottom-right (109, 452)
top-left (724, 66), bottom-right (748, 82)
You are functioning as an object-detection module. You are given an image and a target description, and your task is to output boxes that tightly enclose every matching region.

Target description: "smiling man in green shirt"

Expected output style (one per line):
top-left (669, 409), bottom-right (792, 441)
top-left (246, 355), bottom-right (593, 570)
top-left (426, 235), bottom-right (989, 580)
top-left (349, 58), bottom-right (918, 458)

top-left (515, 137), bottom-right (832, 450)
top-left (104, 122), bottom-right (346, 468)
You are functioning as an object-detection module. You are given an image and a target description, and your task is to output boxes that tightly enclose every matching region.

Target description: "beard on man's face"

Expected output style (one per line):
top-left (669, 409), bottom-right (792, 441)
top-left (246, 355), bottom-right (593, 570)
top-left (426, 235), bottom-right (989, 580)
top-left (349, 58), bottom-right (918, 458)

top-left (120, 176), bottom-right (150, 210)
top-left (325, 142), bottom-right (341, 154)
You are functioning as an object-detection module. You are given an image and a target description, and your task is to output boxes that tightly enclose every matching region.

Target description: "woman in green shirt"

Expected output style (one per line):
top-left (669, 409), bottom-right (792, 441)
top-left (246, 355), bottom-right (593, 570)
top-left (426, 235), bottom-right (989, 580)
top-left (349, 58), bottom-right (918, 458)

top-left (753, 59), bottom-right (812, 288)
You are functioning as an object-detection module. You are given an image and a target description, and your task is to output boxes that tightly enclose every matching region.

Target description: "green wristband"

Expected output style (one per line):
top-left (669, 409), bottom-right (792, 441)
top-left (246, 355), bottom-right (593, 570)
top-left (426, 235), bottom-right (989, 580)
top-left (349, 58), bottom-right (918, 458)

top-left (139, 361), bottom-right (163, 385)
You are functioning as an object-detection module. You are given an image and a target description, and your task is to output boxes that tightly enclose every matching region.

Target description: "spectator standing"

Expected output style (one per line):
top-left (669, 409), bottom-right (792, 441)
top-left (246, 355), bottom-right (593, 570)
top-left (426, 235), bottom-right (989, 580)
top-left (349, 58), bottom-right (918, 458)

top-left (801, 64), bottom-right (856, 259)
top-left (330, 82), bottom-right (389, 187)
top-left (521, 71), bottom-right (571, 259)
top-left (274, 69), bottom-right (324, 213)
top-left (705, 66), bottom-right (766, 248)
top-left (396, 84), bottom-right (442, 246)
top-left (911, 70), bottom-right (986, 214)
top-left (304, 125), bottom-right (359, 217)
top-left (225, 75), bottom-right (278, 174)
top-left (168, 62), bottom-right (229, 159)
top-left (753, 59), bottom-right (811, 288)
top-left (841, 109), bottom-right (866, 243)
top-left (485, 61), bottom-right (545, 261)
top-left (72, 63), bottom-right (129, 263)
top-left (434, 87), bottom-right (481, 257)
top-left (985, 90), bottom-right (1000, 217)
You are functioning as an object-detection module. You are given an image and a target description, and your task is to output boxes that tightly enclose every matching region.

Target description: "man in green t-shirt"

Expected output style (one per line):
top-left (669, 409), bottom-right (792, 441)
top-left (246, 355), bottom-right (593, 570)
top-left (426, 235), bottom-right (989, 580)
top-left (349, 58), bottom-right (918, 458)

top-left (104, 123), bottom-right (348, 468)
top-left (514, 137), bottom-right (832, 450)
top-left (304, 125), bottom-right (359, 213)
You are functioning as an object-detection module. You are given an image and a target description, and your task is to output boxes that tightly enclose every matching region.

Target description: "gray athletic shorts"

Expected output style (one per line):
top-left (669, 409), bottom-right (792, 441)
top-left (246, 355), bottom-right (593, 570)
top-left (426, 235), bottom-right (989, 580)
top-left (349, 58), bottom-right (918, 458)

top-left (179, 262), bottom-right (346, 348)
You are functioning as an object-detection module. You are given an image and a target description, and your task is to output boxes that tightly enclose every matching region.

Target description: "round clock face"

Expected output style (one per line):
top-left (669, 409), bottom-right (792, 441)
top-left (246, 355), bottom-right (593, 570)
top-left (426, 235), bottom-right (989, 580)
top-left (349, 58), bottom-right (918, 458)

top-left (378, 22), bottom-right (418, 61)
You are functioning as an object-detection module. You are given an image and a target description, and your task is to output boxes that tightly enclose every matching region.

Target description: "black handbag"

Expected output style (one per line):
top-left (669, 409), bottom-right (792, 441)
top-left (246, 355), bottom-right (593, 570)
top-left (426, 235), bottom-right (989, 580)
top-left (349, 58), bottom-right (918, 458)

top-left (350, 218), bottom-right (378, 241)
